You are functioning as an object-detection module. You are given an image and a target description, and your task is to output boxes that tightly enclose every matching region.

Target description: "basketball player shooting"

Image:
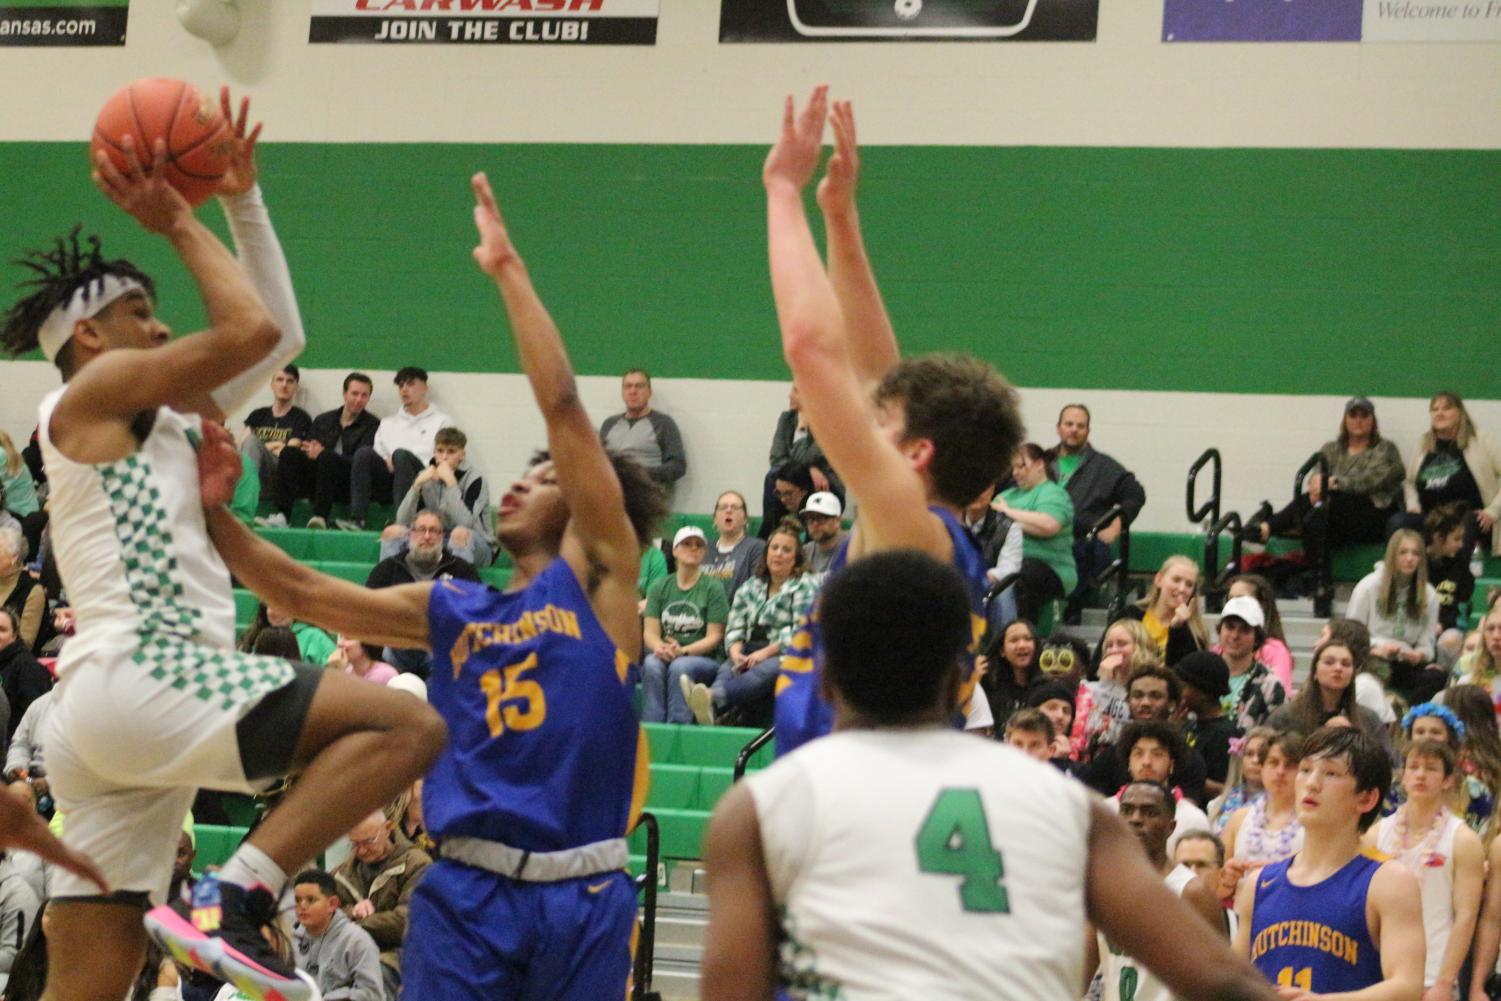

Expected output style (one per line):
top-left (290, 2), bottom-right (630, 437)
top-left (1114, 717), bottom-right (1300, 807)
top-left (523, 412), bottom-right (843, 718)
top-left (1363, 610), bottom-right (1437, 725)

top-left (1, 88), bottom-right (446, 1001)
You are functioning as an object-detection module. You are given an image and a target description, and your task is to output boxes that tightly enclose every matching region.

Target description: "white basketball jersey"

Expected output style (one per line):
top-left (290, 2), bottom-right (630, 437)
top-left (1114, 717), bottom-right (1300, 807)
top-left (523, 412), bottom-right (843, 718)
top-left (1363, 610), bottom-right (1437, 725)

top-left (1099, 864), bottom-right (1196, 1001)
top-left (747, 728), bottom-right (1092, 1001)
top-left (1375, 809), bottom-right (1463, 987)
top-left (39, 387), bottom-right (236, 671)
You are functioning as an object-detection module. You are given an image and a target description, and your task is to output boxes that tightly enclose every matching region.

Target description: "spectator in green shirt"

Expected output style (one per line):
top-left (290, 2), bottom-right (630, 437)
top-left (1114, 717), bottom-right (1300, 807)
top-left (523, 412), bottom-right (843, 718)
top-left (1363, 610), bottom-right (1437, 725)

top-left (636, 543), bottom-right (668, 614)
top-left (640, 526), bottom-right (730, 723)
top-left (688, 519), bottom-right (818, 727)
top-left (240, 601), bottom-right (336, 665)
top-left (994, 443), bottom-right (1077, 625)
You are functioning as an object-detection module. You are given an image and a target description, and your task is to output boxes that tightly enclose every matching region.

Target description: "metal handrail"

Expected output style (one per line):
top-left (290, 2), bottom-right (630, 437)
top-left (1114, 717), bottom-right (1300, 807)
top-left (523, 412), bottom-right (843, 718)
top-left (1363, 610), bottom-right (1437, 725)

top-left (985, 571), bottom-right (1020, 612)
top-left (632, 810), bottom-right (661, 1001)
top-left (1203, 510), bottom-right (1244, 611)
top-left (1186, 448), bottom-right (1222, 526)
top-left (1084, 503), bottom-right (1130, 619)
top-left (734, 727), bottom-right (776, 782)
top-left (1293, 451), bottom-right (1331, 502)
top-left (1293, 451), bottom-right (1335, 617)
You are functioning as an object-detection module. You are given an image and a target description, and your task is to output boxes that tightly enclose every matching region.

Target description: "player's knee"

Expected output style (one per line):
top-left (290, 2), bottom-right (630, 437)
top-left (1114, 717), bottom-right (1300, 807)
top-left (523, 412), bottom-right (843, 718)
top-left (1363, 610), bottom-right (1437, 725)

top-left (400, 700), bottom-right (448, 768)
top-left (381, 524), bottom-right (408, 543)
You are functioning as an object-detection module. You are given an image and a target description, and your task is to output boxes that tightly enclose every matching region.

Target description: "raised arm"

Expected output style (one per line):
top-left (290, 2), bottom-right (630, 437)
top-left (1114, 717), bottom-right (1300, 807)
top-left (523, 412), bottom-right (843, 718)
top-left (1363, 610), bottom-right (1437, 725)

top-left (468, 174), bottom-right (642, 635)
top-left (1086, 802), bottom-right (1278, 1001)
top-left (59, 138), bottom-right (279, 434)
top-left (816, 100), bottom-right (898, 385)
top-left (204, 506), bottom-right (430, 650)
top-left (764, 89), bottom-right (947, 558)
top-left (207, 88), bottom-right (308, 417)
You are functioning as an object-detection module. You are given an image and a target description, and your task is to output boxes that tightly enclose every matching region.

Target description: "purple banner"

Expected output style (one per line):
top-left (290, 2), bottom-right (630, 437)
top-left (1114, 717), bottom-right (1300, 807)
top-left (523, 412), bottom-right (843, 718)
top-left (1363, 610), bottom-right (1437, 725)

top-left (1162, 0), bottom-right (1362, 41)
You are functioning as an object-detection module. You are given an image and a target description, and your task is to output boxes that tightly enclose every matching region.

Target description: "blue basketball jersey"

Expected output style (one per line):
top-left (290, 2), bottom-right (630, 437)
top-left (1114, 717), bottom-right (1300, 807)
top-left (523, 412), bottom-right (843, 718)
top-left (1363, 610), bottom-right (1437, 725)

top-left (423, 559), bottom-right (649, 852)
top-left (773, 506), bottom-right (989, 757)
top-left (1250, 851), bottom-right (1386, 995)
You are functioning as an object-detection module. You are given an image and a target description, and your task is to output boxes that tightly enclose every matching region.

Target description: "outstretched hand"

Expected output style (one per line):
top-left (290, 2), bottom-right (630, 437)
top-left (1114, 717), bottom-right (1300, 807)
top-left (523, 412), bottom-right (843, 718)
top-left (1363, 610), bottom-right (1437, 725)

top-left (471, 172), bottom-right (522, 278)
top-left (198, 420), bottom-right (243, 509)
top-left (216, 86), bottom-right (264, 198)
top-left (816, 99), bottom-right (860, 216)
top-left (93, 135), bottom-right (193, 234)
top-left (763, 85), bottom-right (829, 193)
top-left (0, 788), bottom-right (109, 893)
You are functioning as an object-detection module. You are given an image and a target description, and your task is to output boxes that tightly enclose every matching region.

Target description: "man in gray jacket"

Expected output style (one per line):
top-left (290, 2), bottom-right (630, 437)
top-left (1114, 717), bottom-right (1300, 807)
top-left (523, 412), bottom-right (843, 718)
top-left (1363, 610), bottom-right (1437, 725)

top-left (599, 368), bottom-right (687, 488)
top-left (292, 869), bottom-right (385, 1001)
top-left (381, 427), bottom-right (495, 566)
top-left (1048, 404), bottom-right (1147, 620)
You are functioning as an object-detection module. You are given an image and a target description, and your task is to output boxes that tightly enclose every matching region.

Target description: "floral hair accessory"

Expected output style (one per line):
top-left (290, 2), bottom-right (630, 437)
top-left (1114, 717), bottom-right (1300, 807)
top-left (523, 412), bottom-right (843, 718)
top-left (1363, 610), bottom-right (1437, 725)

top-left (1401, 702), bottom-right (1465, 743)
top-left (1228, 735), bottom-right (1248, 757)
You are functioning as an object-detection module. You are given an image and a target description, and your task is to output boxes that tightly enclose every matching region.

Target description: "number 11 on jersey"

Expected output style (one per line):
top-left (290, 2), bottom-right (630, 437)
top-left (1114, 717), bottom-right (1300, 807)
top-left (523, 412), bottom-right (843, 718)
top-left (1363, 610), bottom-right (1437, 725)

top-left (913, 788), bottom-right (1010, 913)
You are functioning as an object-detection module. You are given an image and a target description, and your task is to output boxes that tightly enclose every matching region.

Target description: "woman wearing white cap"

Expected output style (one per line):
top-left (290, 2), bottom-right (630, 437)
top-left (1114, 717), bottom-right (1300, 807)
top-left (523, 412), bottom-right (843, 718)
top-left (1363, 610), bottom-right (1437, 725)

top-left (641, 525), bottom-right (728, 723)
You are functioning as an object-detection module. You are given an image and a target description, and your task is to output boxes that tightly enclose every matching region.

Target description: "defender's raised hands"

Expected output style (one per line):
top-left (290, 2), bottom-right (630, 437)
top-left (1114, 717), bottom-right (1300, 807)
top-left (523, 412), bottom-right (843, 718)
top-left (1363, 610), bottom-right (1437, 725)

top-left (471, 172), bottom-right (522, 278)
top-left (816, 99), bottom-right (860, 217)
top-left (763, 85), bottom-right (830, 193)
top-left (216, 86), bottom-right (265, 198)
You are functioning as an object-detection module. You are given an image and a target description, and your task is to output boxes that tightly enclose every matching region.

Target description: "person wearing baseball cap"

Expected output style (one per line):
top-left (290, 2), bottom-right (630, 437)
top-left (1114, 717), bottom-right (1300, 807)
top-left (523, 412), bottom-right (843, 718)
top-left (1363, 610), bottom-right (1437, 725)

top-left (800, 491), bottom-right (847, 578)
top-left (1173, 651), bottom-right (1236, 799)
top-left (640, 525), bottom-right (730, 724)
top-left (1245, 396), bottom-right (1404, 560)
top-left (1215, 594), bottom-right (1288, 735)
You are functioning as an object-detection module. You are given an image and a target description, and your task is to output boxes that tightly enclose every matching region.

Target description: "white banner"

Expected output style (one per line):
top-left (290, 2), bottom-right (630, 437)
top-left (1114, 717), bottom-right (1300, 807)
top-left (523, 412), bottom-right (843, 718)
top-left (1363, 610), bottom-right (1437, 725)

top-left (310, 0), bottom-right (659, 44)
top-left (1362, 0), bottom-right (1501, 41)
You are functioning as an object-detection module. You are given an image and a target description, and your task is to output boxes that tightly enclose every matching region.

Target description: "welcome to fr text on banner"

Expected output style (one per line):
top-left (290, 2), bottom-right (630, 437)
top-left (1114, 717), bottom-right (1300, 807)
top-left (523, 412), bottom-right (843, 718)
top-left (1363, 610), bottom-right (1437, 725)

top-left (1163, 0), bottom-right (1501, 42)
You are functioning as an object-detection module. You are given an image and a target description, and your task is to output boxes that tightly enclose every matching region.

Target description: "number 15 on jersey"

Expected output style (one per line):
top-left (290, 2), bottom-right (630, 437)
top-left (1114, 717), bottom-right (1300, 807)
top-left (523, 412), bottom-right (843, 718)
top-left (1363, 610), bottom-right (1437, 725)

top-left (479, 652), bottom-right (547, 738)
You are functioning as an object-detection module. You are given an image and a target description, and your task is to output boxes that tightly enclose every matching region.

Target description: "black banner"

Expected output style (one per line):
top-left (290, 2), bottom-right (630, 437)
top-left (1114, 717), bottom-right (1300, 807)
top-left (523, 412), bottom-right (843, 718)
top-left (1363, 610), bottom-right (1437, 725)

top-left (310, 15), bottom-right (656, 45)
top-left (720, 0), bottom-right (1097, 42)
top-left (0, 5), bottom-right (128, 46)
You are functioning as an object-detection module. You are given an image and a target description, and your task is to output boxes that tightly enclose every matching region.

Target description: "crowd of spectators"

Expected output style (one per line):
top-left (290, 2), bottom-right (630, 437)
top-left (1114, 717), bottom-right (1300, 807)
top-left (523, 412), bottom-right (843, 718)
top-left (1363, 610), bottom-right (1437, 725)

top-left (0, 365), bottom-right (1498, 998)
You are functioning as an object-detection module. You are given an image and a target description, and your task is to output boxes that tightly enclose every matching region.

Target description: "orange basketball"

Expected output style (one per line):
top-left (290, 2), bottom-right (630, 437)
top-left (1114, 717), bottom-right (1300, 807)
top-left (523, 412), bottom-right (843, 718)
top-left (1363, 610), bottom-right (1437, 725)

top-left (90, 78), bottom-right (231, 207)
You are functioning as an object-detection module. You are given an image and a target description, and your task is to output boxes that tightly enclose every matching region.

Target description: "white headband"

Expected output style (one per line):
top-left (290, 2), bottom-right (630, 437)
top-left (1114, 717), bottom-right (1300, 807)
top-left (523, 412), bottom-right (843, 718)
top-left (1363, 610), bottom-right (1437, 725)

top-left (36, 274), bottom-right (146, 362)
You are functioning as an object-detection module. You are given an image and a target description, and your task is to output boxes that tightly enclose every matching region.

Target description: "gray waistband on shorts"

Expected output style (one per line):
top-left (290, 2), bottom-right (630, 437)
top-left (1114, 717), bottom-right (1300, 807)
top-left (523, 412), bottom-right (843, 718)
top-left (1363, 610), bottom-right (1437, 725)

top-left (439, 835), bottom-right (629, 882)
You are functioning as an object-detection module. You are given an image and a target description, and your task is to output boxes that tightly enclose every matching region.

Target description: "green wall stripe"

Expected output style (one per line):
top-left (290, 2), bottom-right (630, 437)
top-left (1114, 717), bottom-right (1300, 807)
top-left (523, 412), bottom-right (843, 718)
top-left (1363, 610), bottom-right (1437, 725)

top-left (2, 142), bottom-right (1495, 397)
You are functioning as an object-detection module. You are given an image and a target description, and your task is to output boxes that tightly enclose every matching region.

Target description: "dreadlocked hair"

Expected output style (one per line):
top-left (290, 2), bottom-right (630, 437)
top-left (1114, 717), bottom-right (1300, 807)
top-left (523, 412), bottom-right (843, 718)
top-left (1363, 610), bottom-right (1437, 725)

top-left (2, 226), bottom-right (155, 360)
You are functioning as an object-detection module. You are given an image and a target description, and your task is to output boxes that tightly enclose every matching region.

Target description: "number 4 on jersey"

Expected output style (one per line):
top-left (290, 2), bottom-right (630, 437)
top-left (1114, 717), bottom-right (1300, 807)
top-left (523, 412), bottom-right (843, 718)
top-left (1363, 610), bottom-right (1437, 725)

top-left (914, 788), bottom-right (1009, 913)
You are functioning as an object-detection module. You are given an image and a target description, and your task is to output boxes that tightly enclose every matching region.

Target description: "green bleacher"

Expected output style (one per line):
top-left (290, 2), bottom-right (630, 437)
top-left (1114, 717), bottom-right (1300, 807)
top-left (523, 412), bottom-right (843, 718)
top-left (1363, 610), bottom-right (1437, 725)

top-left (222, 518), bottom-right (1501, 874)
top-left (193, 723), bottom-right (771, 883)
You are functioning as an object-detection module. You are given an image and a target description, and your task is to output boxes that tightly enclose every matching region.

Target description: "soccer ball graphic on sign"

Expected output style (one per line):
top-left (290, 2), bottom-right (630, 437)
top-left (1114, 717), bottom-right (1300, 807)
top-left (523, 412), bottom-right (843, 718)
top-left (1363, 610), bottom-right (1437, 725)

top-left (894, 0), bottom-right (922, 19)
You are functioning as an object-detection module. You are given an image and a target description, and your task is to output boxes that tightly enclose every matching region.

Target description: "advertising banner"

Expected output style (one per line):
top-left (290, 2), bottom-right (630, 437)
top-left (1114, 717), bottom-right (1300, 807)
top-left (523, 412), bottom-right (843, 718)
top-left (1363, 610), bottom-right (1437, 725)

top-left (1164, 0), bottom-right (1501, 41)
top-left (310, 0), bottom-right (659, 46)
top-left (720, 0), bottom-right (1099, 43)
top-left (1362, 1), bottom-right (1501, 42)
top-left (0, 0), bottom-right (128, 46)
